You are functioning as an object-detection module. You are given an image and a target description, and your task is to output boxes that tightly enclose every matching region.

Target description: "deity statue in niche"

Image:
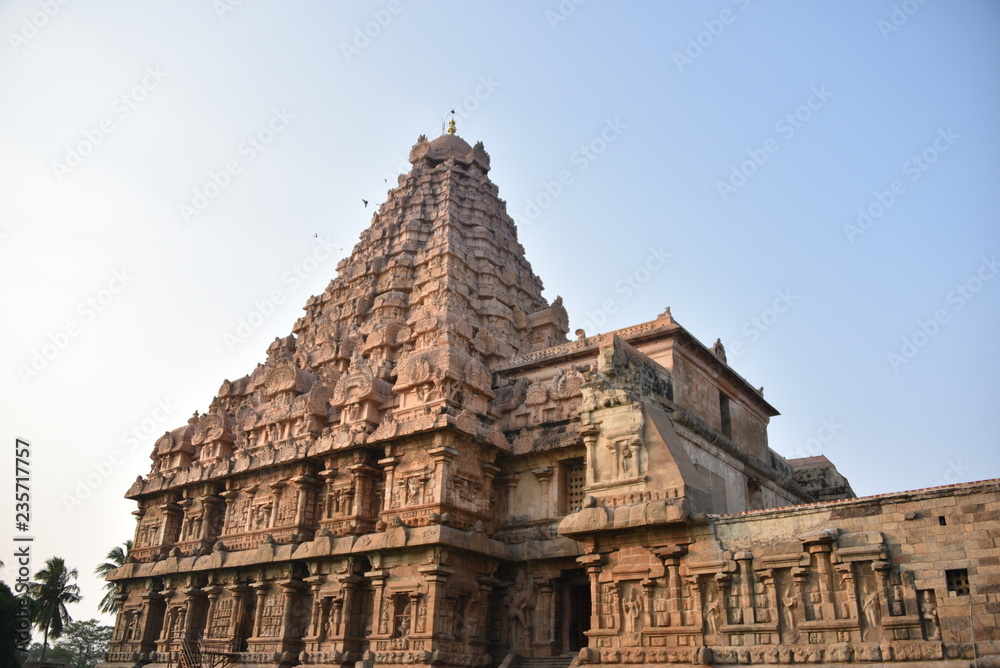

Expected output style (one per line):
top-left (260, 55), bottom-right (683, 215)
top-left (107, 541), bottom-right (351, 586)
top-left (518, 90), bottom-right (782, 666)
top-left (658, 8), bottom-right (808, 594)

top-left (780, 584), bottom-right (799, 642)
top-left (506, 571), bottom-right (533, 644)
top-left (861, 580), bottom-right (881, 642)
top-left (704, 587), bottom-right (721, 635)
top-left (622, 589), bottom-right (642, 632)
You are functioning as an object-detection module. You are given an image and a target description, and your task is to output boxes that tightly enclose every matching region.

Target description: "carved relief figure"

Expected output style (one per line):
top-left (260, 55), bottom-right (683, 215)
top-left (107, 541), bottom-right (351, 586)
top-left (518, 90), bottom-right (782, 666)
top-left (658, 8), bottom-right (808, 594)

top-left (622, 589), bottom-right (642, 632)
top-left (416, 597), bottom-right (427, 633)
top-left (397, 601), bottom-right (411, 637)
top-left (919, 590), bottom-right (941, 641)
top-left (506, 571), bottom-right (533, 644)
top-left (128, 611), bottom-right (142, 640)
top-left (705, 588), bottom-right (721, 635)
top-left (405, 476), bottom-right (421, 505)
top-left (861, 581), bottom-right (880, 642)
top-left (780, 585), bottom-right (798, 641)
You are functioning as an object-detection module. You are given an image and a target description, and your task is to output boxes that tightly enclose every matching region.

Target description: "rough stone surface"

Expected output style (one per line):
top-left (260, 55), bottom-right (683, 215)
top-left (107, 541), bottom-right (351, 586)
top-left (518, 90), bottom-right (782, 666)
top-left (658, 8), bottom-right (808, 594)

top-left (100, 132), bottom-right (999, 668)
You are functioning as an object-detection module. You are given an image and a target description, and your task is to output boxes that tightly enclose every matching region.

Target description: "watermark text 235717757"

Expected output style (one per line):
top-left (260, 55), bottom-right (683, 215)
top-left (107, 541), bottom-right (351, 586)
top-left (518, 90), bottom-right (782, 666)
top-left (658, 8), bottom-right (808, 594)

top-left (13, 438), bottom-right (34, 652)
top-left (14, 438), bottom-right (31, 533)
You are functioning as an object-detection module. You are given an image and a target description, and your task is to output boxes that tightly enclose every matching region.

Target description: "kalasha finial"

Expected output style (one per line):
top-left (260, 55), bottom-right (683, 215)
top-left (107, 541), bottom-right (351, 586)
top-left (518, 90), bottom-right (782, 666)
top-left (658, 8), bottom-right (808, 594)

top-left (447, 117), bottom-right (457, 135)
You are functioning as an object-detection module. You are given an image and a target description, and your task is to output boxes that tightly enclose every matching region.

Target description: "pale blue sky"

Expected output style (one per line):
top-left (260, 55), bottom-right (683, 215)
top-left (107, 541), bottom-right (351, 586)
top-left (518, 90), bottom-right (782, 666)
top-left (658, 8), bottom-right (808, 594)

top-left (1, 1), bottom-right (998, 625)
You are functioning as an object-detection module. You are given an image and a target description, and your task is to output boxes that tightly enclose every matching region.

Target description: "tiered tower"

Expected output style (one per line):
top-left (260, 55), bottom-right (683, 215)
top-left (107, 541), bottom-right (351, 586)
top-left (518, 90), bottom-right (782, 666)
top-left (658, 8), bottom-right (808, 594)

top-left (102, 128), bottom-right (999, 668)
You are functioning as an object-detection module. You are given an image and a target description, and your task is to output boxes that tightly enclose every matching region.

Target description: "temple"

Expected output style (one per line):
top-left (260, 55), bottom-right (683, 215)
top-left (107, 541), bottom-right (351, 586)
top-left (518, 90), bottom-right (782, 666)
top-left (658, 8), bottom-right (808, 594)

top-left (102, 127), bottom-right (999, 668)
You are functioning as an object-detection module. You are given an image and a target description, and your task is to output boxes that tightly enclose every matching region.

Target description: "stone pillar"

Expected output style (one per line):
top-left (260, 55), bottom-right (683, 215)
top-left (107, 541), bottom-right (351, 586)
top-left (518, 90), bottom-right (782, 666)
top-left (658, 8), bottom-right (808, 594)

top-left (220, 489), bottom-right (238, 537)
top-left (158, 501), bottom-right (182, 549)
top-left (715, 573), bottom-right (733, 625)
top-left (791, 566), bottom-right (809, 624)
top-left (204, 585), bottom-right (222, 638)
top-left (138, 587), bottom-right (164, 652)
top-left (582, 426), bottom-right (599, 485)
top-left (654, 545), bottom-right (687, 628)
top-left (291, 475), bottom-right (320, 528)
top-left (243, 485), bottom-right (259, 533)
top-left (417, 562), bottom-right (455, 640)
top-left (756, 569), bottom-right (779, 628)
top-left (366, 568), bottom-right (391, 637)
top-left (318, 468), bottom-right (337, 520)
top-left (429, 446), bottom-right (459, 505)
top-left (872, 561), bottom-right (893, 621)
top-left (304, 575), bottom-right (326, 640)
top-left (532, 468), bottom-right (554, 519)
top-left (533, 578), bottom-right (555, 650)
top-left (349, 464), bottom-right (379, 519)
top-left (578, 553), bottom-right (604, 632)
top-left (482, 463), bottom-right (500, 520)
top-left (641, 579), bottom-right (656, 629)
top-left (339, 574), bottom-right (362, 640)
top-left (407, 591), bottom-right (422, 638)
top-left (503, 475), bottom-right (519, 521)
top-left (177, 498), bottom-right (193, 541)
top-left (268, 481), bottom-right (285, 528)
top-left (629, 438), bottom-right (643, 476)
top-left (378, 456), bottom-right (400, 511)
top-left (735, 551), bottom-right (755, 625)
top-left (835, 563), bottom-right (858, 621)
top-left (225, 583), bottom-right (248, 642)
top-left (686, 577), bottom-right (704, 632)
top-left (278, 579), bottom-right (307, 645)
top-left (180, 585), bottom-right (205, 639)
top-left (201, 494), bottom-right (226, 542)
top-left (251, 583), bottom-right (268, 638)
top-left (154, 587), bottom-right (176, 653)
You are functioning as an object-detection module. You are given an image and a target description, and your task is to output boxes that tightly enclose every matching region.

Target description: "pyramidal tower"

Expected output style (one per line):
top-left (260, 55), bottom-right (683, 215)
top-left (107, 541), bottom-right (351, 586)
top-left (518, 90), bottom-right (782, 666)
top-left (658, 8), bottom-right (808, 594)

top-left (103, 127), bottom-right (998, 668)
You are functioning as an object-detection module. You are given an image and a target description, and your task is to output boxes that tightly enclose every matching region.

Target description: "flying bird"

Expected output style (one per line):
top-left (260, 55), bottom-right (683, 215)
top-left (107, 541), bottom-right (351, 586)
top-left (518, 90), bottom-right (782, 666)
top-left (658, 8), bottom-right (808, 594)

top-left (362, 199), bottom-right (369, 207)
top-left (313, 233), bottom-right (318, 238)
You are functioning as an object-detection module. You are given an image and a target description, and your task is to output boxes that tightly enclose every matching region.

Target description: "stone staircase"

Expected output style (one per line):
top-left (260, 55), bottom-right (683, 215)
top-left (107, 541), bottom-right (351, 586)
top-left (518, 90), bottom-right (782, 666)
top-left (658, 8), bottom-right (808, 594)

top-left (516, 655), bottom-right (576, 668)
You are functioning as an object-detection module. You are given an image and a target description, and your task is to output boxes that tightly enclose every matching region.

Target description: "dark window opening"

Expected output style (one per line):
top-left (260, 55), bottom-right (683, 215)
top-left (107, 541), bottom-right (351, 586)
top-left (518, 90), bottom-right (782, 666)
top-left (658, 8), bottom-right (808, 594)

top-left (945, 568), bottom-right (970, 596)
top-left (938, 516), bottom-right (947, 525)
top-left (719, 392), bottom-right (732, 439)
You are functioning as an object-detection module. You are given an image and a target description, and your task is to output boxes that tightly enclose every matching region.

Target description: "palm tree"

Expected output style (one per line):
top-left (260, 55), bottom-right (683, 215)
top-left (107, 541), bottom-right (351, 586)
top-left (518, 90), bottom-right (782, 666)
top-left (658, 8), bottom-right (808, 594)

top-left (95, 539), bottom-right (133, 614)
top-left (30, 556), bottom-right (82, 664)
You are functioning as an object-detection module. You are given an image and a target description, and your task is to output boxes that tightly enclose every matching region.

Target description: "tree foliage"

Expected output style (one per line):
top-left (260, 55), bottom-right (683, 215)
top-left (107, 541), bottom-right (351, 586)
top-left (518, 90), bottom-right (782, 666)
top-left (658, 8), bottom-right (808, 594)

top-left (30, 557), bottom-right (82, 665)
top-left (54, 619), bottom-right (112, 668)
top-left (94, 540), bottom-right (132, 614)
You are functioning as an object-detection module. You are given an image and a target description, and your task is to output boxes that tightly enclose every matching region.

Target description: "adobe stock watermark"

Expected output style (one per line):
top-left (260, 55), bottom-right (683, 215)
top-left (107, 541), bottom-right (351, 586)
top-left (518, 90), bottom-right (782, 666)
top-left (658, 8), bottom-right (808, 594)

top-left (17, 269), bottom-right (134, 383)
top-left (8, 0), bottom-right (70, 53)
top-left (716, 85), bottom-right (833, 202)
top-left (179, 107), bottom-right (294, 224)
top-left (62, 398), bottom-right (178, 512)
top-left (520, 116), bottom-right (627, 224)
top-left (51, 66), bottom-right (168, 182)
top-left (213, 0), bottom-right (247, 21)
top-left (224, 235), bottom-right (341, 351)
top-left (844, 127), bottom-right (959, 244)
top-left (450, 75), bottom-right (501, 124)
top-left (576, 246), bottom-right (671, 335)
top-left (878, 0), bottom-right (932, 41)
top-left (340, 0), bottom-right (404, 63)
top-left (887, 254), bottom-right (997, 372)
top-left (931, 459), bottom-right (970, 487)
top-left (672, 0), bottom-right (752, 73)
top-left (545, 0), bottom-right (586, 30)
top-left (727, 288), bottom-right (799, 359)
top-left (786, 417), bottom-right (843, 459)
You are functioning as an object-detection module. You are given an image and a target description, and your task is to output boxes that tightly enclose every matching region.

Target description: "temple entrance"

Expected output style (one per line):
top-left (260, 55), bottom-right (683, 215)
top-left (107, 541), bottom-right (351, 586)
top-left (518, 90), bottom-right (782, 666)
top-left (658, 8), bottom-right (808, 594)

top-left (236, 588), bottom-right (256, 652)
top-left (567, 583), bottom-right (591, 651)
top-left (557, 570), bottom-right (590, 653)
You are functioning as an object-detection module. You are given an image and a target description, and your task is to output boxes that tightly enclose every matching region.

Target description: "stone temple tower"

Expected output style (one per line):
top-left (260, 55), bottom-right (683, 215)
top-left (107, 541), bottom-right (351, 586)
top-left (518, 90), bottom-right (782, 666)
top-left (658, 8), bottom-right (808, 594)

top-left (102, 127), bottom-right (1000, 668)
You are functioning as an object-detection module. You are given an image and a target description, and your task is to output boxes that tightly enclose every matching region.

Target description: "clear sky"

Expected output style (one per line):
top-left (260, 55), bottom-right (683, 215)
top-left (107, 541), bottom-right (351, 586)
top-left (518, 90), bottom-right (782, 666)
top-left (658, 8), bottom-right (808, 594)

top-left (1, 0), bottom-right (998, 628)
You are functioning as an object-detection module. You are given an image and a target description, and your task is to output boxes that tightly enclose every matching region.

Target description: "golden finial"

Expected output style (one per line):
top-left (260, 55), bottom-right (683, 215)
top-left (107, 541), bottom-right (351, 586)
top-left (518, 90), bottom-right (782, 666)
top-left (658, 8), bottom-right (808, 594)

top-left (447, 117), bottom-right (456, 135)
